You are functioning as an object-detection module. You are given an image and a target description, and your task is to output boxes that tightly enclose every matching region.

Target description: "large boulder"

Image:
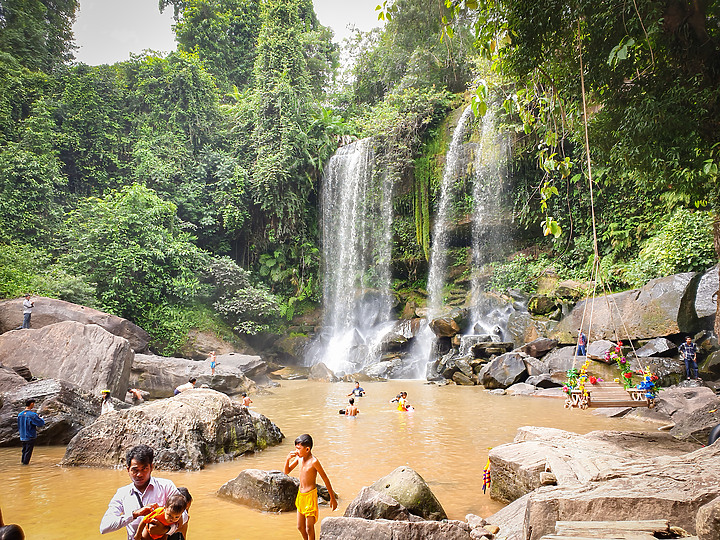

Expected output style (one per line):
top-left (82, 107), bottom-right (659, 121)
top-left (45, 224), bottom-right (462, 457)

top-left (309, 362), bottom-right (340, 382)
top-left (506, 311), bottom-right (558, 348)
top-left (489, 426), bottom-right (701, 504)
top-left (516, 338), bottom-right (558, 359)
top-left (697, 495), bottom-right (720, 540)
top-left (217, 469), bottom-right (331, 512)
top-left (179, 329), bottom-right (254, 360)
top-left (628, 356), bottom-right (684, 387)
top-left (700, 351), bottom-right (720, 381)
top-left (0, 366), bottom-right (27, 393)
top-left (0, 321), bottom-right (133, 399)
top-left (129, 353), bottom-right (256, 398)
top-left (60, 389), bottom-right (283, 470)
top-left (634, 337), bottom-right (678, 357)
top-left (479, 353), bottom-right (528, 389)
top-left (319, 517), bottom-right (473, 540)
top-left (0, 379), bottom-right (102, 445)
top-left (343, 487), bottom-right (411, 521)
top-left (0, 297), bottom-right (149, 352)
top-left (553, 272), bottom-right (701, 342)
top-left (370, 466), bottom-right (447, 521)
top-left (522, 442), bottom-right (720, 539)
top-left (695, 265), bottom-right (718, 321)
top-left (429, 316), bottom-right (461, 338)
top-left (485, 493), bottom-right (531, 540)
top-left (526, 346), bottom-right (618, 384)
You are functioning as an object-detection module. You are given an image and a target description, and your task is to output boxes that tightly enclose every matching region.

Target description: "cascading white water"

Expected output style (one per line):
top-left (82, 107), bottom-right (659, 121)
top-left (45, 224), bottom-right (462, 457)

top-left (469, 109), bottom-right (512, 336)
top-left (308, 138), bottom-right (395, 374)
top-left (426, 106), bottom-right (475, 318)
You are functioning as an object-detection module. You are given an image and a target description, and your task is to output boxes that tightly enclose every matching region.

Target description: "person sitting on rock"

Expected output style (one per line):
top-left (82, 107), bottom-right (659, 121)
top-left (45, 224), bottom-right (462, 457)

top-left (345, 398), bottom-right (359, 417)
top-left (101, 390), bottom-right (115, 415)
top-left (134, 494), bottom-right (187, 540)
top-left (173, 378), bottom-right (196, 396)
top-left (127, 388), bottom-right (144, 405)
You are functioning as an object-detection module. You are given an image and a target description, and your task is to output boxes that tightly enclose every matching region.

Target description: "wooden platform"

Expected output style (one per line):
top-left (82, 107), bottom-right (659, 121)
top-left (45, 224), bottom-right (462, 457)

top-left (566, 382), bottom-right (654, 409)
top-left (538, 519), bottom-right (696, 539)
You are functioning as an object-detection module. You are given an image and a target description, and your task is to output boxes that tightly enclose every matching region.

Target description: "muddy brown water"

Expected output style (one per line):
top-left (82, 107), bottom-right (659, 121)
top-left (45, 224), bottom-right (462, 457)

top-left (0, 380), bottom-right (654, 539)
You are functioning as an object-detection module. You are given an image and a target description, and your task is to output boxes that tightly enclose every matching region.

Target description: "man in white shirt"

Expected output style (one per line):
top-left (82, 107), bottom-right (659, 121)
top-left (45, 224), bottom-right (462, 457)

top-left (173, 378), bottom-right (196, 395)
top-left (16, 294), bottom-right (33, 329)
top-left (100, 444), bottom-right (186, 540)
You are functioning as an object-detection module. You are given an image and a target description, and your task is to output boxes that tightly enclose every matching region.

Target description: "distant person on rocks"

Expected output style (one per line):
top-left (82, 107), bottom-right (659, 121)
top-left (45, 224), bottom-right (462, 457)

top-left (347, 382), bottom-right (365, 397)
top-left (284, 434), bottom-right (337, 540)
top-left (208, 351), bottom-right (216, 376)
top-left (577, 329), bottom-right (587, 356)
top-left (101, 390), bottom-right (115, 415)
top-left (15, 295), bottom-right (34, 330)
top-left (133, 493), bottom-right (187, 540)
top-left (345, 398), bottom-right (358, 417)
top-left (18, 398), bottom-right (45, 465)
top-left (128, 388), bottom-right (145, 405)
top-left (241, 392), bottom-right (252, 407)
top-left (100, 444), bottom-right (187, 540)
top-left (679, 335), bottom-right (699, 380)
top-left (174, 378), bottom-right (196, 395)
top-left (0, 506), bottom-right (25, 540)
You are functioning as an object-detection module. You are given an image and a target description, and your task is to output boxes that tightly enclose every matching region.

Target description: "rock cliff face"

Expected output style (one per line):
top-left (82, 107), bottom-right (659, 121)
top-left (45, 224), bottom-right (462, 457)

top-left (61, 389), bottom-right (283, 470)
top-left (0, 297), bottom-right (149, 352)
top-left (0, 321), bottom-right (133, 399)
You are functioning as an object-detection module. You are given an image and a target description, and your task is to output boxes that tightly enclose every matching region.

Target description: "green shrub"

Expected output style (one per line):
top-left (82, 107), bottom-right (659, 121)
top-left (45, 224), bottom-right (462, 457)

top-left (488, 254), bottom-right (550, 294)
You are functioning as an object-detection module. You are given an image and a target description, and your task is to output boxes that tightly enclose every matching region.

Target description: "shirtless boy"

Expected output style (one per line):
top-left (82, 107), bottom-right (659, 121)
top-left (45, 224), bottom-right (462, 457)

top-left (345, 398), bottom-right (359, 417)
top-left (283, 434), bottom-right (337, 540)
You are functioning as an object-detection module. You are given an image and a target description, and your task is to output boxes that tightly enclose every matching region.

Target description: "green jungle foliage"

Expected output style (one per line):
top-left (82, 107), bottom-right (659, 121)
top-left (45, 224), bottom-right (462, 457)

top-left (0, 0), bottom-right (718, 353)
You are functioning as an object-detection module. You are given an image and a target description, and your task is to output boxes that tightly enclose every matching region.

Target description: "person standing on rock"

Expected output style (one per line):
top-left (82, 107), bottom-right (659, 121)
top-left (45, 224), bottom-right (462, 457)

top-left (18, 398), bottom-right (45, 465)
top-left (208, 351), bottom-right (216, 376)
top-left (15, 295), bottom-right (34, 330)
top-left (100, 444), bottom-right (187, 540)
top-left (679, 335), bottom-right (699, 380)
top-left (577, 329), bottom-right (587, 357)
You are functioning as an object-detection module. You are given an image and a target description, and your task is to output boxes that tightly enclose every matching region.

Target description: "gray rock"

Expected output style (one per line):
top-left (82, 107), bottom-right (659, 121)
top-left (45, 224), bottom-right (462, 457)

top-left (429, 316), bottom-right (461, 338)
top-left (485, 493), bottom-right (530, 540)
top-left (586, 339), bottom-right (616, 361)
top-left (506, 383), bottom-right (536, 396)
top-left (634, 337), bottom-right (678, 357)
top-left (217, 469), bottom-right (331, 512)
top-left (0, 297), bottom-right (149, 352)
top-left (489, 426), bottom-right (701, 504)
top-left (629, 356), bottom-right (684, 386)
top-left (130, 353), bottom-right (256, 398)
top-left (362, 358), bottom-right (402, 379)
top-left (370, 466), bottom-right (447, 521)
top-left (700, 351), bottom-right (720, 381)
top-left (480, 352), bottom-right (528, 389)
top-left (453, 371), bottom-right (476, 385)
top-left (523, 442), bottom-right (720, 539)
top-left (0, 321), bottom-right (133, 399)
top-left (60, 389), bottom-right (283, 470)
top-left (697, 495), bottom-right (720, 540)
top-left (309, 362), bottom-right (340, 382)
top-left (0, 379), bottom-right (102, 445)
top-left (553, 272), bottom-right (701, 342)
top-left (524, 374), bottom-right (560, 388)
top-left (0, 366), bottom-right (27, 392)
top-left (517, 338), bottom-right (558, 358)
top-left (319, 517), bottom-right (472, 540)
top-left (696, 265), bottom-right (719, 319)
top-left (489, 388), bottom-right (507, 395)
top-left (343, 486), bottom-right (411, 521)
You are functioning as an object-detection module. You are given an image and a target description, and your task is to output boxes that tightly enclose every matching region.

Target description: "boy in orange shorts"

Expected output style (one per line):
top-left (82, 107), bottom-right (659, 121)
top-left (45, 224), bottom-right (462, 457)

top-left (283, 434), bottom-right (337, 540)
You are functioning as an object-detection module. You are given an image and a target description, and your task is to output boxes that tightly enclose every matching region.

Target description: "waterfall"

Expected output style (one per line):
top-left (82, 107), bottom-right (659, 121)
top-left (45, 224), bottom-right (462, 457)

top-left (469, 109), bottom-right (512, 337)
top-left (426, 106), bottom-right (475, 317)
top-left (308, 138), bottom-right (395, 374)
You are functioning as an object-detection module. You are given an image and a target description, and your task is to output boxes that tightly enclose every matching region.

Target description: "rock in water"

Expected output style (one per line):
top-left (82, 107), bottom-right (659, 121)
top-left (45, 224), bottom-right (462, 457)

top-left (319, 517), bottom-right (472, 539)
top-left (0, 379), bottom-right (101, 445)
top-left (217, 469), bottom-right (331, 512)
top-left (370, 466), bottom-right (447, 521)
top-left (60, 389), bottom-right (283, 470)
top-left (0, 321), bottom-right (133, 399)
top-left (343, 486), bottom-right (411, 521)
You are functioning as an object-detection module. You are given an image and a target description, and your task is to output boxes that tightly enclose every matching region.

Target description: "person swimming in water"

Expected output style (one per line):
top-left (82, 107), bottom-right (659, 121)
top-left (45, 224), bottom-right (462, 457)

top-left (345, 398), bottom-right (359, 417)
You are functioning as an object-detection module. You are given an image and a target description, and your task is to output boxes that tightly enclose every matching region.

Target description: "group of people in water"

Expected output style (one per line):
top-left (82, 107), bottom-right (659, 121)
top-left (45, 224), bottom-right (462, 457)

top-left (341, 382), bottom-right (415, 416)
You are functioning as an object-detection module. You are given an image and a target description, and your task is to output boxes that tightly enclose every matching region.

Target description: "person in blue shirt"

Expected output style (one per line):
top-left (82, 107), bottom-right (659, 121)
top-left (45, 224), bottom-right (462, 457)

top-left (679, 335), bottom-right (699, 380)
top-left (577, 329), bottom-right (587, 357)
top-left (347, 382), bottom-right (365, 397)
top-left (18, 398), bottom-right (45, 465)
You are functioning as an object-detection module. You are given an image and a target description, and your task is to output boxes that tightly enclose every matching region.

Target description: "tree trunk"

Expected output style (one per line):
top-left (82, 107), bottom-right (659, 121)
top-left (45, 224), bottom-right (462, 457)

top-left (714, 212), bottom-right (720, 337)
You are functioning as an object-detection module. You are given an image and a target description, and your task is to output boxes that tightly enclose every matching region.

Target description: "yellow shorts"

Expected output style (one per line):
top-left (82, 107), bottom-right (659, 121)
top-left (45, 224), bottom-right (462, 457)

top-left (295, 488), bottom-right (318, 519)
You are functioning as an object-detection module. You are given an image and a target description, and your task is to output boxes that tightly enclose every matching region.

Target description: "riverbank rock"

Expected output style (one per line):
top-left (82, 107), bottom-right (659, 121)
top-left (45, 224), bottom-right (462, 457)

top-left (309, 362), bottom-right (340, 382)
top-left (486, 493), bottom-right (531, 540)
top-left (517, 338), bottom-right (558, 358)
top-left (343, 487), bottom-right (411, 521)
top-left (479, 352), bottom-right (528, 389)
top-left (0, 366), bottom-right (27, 393)
top-left (129, 353), bottom-right (256, 398)
top-left (553, 272), bottom-right (701, 342)
top-left (370, 466), bottom-right (447, 521)
top-left (489, 426), bottom-right (701, 504)
top-left (0, 379), bottom-right (101, 445)
top-left (217, 469), bottom-right (331, 512)
top-left (697, 495), bottom-right (720, 540)
top-left (60, 389), bottom-right (283, 470)
top-left (0, 321), bottom-right (133, 399)
top-left (523, 441), bottom-right (720, 538)
top-left (319, 517), bottom-right (473, 540)
top-left (0, 297), bottom-right (149, 352)
top-left (635, 337), bottom-right (678, 357)
top-left (179, 329), bottom-right (253, 360)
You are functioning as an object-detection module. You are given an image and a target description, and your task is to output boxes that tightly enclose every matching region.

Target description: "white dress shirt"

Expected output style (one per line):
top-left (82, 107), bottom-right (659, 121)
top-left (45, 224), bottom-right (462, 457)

top-left (99, 476), bottom-right (184, 540)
